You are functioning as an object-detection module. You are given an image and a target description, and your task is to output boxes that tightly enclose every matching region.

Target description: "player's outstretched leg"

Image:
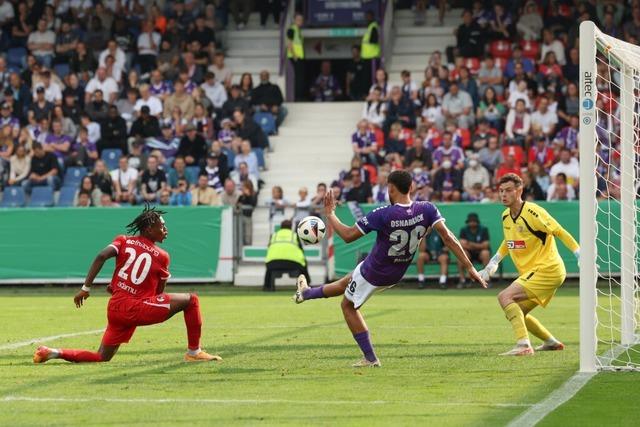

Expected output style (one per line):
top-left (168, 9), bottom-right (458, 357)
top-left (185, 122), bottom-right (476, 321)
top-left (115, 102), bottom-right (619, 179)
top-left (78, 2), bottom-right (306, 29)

top-left (167, 293), bottom-right (222, 362)
top-left (497, 283), bottom-right (534, 356)
top-left (518, 300), bottom-right (564, 351)
top-left (34, 344), bottom-right (119, 364)
top-left (293, 274), bottom-right (350, 304)
top-left (341, 298), bottom-right (380, 367)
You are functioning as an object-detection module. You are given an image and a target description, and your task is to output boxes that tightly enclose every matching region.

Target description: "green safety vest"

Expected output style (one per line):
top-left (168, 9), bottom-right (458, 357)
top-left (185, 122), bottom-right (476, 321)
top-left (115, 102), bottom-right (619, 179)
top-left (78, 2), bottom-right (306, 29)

top-left (361, 22), bottom-right (380, 59)
top-left (287, 24), bottom-right (304, 59)
top-left (265, 228), bottom-right (306, 266)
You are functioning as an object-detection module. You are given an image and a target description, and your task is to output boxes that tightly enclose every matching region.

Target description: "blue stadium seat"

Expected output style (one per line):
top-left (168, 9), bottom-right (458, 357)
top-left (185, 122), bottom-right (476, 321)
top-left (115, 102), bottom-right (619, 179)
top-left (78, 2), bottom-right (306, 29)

top-left (54, 63), bottom-right (70, 79)
top-left (7, 47), bottom-right (27, 69)
top-left (185, 166), bottom-right (200, 184)
top-left (102, 148), bottom-right (122, 171)
top-left (254, 112), bottom-right (276, 135)
top-left (63, 167), bottom-right (87, 188)
top-left (56, 186), bottom-right (77, 207)
top-left (1, 186), bottom-right (26, 207)
top-left (28, 186), bottom-right (54, 207)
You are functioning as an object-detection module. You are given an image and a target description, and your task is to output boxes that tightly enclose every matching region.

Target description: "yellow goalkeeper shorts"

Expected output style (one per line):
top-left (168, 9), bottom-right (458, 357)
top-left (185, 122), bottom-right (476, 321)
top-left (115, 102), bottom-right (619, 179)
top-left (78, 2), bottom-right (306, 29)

top-left (516, 265), bottom-right (567, 308)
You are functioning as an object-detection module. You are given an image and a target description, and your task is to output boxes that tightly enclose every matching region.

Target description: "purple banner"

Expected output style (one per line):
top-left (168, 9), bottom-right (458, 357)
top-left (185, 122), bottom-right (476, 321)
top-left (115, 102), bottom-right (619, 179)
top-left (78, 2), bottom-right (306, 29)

top-left (306, 0), bottom-right (381, 27)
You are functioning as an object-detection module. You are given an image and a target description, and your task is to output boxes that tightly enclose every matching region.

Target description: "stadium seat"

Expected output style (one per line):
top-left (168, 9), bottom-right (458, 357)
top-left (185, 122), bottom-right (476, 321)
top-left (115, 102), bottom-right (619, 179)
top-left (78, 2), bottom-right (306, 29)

top-left (185, 166), bottom-right (200, 184)
top-left (63, 167), bottom-right (87, 188)
top-left (520, 40), bottom-right (540, 61)
top-left (489, 40), bottom-right (512, 59)
top-left (0, 186), bottom-right (26, 207)
top-left (28, 186), bottom-right (54, 207)
top-left (101, 148), bottom-right (122, 171)
top-left (54, 63), bottom-right (70, 79)
top-left (254, 112), bottom-right (276, 136)
top-left (56, 186), bottom-right (77, 207)
top-left (7, 47), bottom-right (27, 69)
top-left (464, 57), bottom-right (481, 75)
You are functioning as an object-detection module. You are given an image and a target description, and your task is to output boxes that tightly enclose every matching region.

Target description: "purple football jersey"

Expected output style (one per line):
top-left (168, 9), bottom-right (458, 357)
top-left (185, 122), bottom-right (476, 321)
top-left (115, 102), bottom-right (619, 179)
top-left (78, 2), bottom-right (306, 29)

top-left (355, 201), bottom-right (444, 286)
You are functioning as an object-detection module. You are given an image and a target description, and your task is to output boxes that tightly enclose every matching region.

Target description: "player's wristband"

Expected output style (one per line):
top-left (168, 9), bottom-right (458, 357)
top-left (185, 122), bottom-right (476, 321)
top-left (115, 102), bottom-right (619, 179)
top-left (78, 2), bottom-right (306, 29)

top-left (81, 285), bottom-right (91, 293)
top-left (573, 249), bottom-right (580, 261)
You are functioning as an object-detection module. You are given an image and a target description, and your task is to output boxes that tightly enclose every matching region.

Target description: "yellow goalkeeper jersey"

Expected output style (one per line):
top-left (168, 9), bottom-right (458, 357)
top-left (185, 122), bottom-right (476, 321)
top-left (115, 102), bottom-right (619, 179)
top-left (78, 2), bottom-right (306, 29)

top-left (498, 202), bottom-right (579, 274)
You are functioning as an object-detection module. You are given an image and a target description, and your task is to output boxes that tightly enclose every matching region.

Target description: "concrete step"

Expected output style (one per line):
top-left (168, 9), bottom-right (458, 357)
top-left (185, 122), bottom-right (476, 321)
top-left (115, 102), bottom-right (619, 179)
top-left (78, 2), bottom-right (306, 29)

top-left (389, 54), bottom-right (430, 71)
top-left (396, 26), bottom-right (456, 36)
top-left (393, 36), bottom-right (455, 53)
top-left (226, 57), bottom-right (279, 69)
top-left (226, 47), bottom-right (280, 57)
top-left (225, 29), bottom-right (280, 39)
top-left (394, 9), bottom-right (464, 18)
top-left (234, 263), bottom-right (327, 287)
top-left (394, 16), bottom-right (461, 27)
top-left (226, 37), bottom-right (279, 49)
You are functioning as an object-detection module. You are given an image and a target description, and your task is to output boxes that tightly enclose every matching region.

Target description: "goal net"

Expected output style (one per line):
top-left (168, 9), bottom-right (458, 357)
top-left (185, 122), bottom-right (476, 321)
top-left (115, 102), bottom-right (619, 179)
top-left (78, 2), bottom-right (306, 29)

top-left (580, 21), bottom-right (640, 371)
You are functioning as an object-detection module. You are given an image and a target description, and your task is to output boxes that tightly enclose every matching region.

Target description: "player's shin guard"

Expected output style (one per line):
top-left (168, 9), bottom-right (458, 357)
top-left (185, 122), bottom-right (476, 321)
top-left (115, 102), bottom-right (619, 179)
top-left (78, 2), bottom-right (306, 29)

top-left (353, 330), bottom-right (378, 362)
top-left (503, 303), bottom-right (529, 343)
top-left (59, 349), bottom-right (103, 363)
top-left (524, 315), bottom-right (553, 342)
top-left (184, 294), bottom-right (202, 351)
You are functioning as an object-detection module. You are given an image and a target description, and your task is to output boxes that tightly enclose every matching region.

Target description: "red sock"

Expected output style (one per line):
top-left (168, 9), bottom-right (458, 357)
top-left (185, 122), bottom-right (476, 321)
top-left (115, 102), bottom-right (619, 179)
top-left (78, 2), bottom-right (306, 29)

top-left (184, 294), bottom-right (202, 351)
top-left (59, 349), bottom-right (103, 363)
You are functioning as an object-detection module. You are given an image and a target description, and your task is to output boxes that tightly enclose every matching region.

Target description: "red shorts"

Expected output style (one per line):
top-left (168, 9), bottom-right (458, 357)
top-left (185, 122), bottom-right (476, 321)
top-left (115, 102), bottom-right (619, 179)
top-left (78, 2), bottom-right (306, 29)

top-left (102, 294), bottom-right (172, 346)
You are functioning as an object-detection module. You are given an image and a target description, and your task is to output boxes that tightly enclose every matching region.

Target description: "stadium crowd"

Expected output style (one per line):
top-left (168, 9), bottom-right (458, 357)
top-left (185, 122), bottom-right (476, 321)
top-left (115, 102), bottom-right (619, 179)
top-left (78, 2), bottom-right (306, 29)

top-left (329, 0), bottom-right (627, 205)
top-left (0, 0), bottom-right (286, 242)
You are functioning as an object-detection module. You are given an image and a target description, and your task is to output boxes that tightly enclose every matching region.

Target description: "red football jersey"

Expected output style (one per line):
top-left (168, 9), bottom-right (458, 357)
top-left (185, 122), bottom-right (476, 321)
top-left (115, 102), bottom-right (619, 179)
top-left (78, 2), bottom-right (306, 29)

top-left (108, 235), bottom-right (171, 300)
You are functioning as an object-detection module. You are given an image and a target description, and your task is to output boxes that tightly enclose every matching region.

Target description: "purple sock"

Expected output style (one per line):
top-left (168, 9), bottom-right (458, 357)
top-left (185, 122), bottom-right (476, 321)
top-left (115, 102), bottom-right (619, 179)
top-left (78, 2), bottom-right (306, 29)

top-left (353, 330), bottom-right (377, 362)
top-left (302, 286), bottom-right (325, 300)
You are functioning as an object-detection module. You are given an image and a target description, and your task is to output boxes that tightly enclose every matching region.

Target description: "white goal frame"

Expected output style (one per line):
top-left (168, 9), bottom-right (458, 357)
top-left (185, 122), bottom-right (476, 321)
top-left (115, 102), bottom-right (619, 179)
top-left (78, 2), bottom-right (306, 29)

top-left (579, 21), bottom-right (639, 372)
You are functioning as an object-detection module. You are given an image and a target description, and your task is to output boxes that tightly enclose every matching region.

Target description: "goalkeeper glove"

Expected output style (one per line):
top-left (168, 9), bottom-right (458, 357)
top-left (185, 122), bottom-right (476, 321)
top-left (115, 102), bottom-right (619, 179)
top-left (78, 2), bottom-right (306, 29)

top-left (479, 253), bottom-right (502, 282)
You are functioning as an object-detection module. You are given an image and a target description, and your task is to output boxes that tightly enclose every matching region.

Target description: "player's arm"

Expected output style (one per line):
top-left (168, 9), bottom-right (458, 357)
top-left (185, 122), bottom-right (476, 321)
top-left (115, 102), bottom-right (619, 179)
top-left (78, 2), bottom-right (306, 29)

top-left (534, 206), bottom-right (580, 260)
top-left (74, 245), bottom-right (117, 308)
top-left (324, 190), bottom-right (364, 243)
top-left (479, 240), bottom-right (508, 281)
top-left (434, 221), bottom-right (487, 288)
top-left (156, 279), bottom-right (167, 294)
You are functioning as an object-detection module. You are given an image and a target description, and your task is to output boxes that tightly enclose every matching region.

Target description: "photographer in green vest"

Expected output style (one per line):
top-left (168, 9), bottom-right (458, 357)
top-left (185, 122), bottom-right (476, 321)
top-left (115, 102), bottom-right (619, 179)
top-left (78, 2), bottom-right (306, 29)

top-left (361, 10), bottom-right (381, 73)
top-left (264, 219), bottom-right (309, 291)
top-left (287, 13), bottom-right (306, 101)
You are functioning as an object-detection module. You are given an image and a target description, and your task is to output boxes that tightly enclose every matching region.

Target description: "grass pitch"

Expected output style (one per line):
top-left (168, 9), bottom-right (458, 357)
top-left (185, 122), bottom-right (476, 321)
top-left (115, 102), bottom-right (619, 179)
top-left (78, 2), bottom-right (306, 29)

top-left (0, 285), bottom-right (637, 426)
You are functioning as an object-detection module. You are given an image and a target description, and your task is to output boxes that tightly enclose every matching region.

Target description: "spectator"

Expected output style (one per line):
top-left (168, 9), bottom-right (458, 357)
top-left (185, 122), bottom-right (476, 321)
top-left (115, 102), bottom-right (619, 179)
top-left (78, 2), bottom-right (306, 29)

top-left (234, 140), bottom-right (259, 177)
top-left (30, 86), bottom-right (54, 122)
top-left (309, 182), bottom-right (327, 216)
top-left (447, 9), bottom-right (484, 62)
top-left (266, 185), bottom-right (289, 226)
top-left (170, 178), bottom-right (193, 206)
top-left (129, 105), bottom-right (161, 149)
top-left (457, 213), bottom-right (491, 288)
top-left (496, 154), bottom-right (522, 181)
top-left (433, 131), bottom-right (465, 170)
top-left (433, 159), bottom-right (463, 202)
top-left (111, 155), bottom-right (138, 204)
top-left (201, 72), bottom-right (227, 113)
top-left (528, 136), bottom-right (555, 170)
top-left (27, 19), bottom-right (55, 68)
top-left (404, 135), bottom-right (432, 169)
top-left (252, 70), bottom-right (286, 127)
top-left (421, 93), bottom-right (445, 130)
top-left (43, 119), bottom-right (72, 165)
top-left (137, 20), bottom-right (161, 75)
top-left (164, 80), bottom-right (195, 121)
top-left (457, 66), bottom-right (479, 108)
top-left (504, 46), bottom-right (536, 80)
top-left (286, 13), bottom-right (305, 101)
top-left (7, 144), bottom-right (30, 187)
top-left (540, 28), bottom-right (566, 66)
top-left (85, 90), bottom-right (109, 123)
top-left (222, 85), bottom-right (250, 119)
top-left (22, 142), bottom-right (59, 194)
top-left (263, 219), bottom-right (309, 291)
top-left (221, 178), bottom-right (240, 206)
top-left (191, 174), bottom-right (221, 206)
top-left (369, 68), bottom-right (389, 100)
top-left (91, 160), bottom-right (113, 199)
top-left (100, 106), bottom-right (128, 154)
top-left (201, 152), bottom-right (224, 193)
top-left (549, 148), bottom-right (579, 186)
top-left (345, 167), bottom-right (373, 203)
top-left (74, 176), bottom-right (101, 207)
top-left (208, 51), bottom-right (232, 89)
top-left (384, 122), bottom-right (407, 157)
top-left (99, 193), bottom-right (119, 207)
top-left (346, 45), bottom-right (370, 101)
top-left (553, 115), bottom-right (579, 157)
top-left (477, 87), bottom-right (506, 131)
top-left (371, 171), bottom-right (389, 204)
top-left (463, 154), bottom-right (491, 198)
top-left (135, 84), bottom-right (163, 117)
top-left (400, 70), bottom-right (420, 107)
top-left (352, 119), bottom-right (377, 165)
top-left (442, 82), bottom-right (474, 129)
top-left (362, 86), bottom-right (386, 128)
top-left (523, 170), bottom-right (546, 201)
top-left (99, 39), bottom-right (126, 73)
top-left (85, 67), bottom-right (119, 105)
top-left (67, 126), bottom-right (98, 168)
top-left (149, 70), bottom-right (172, 101)
top-left (237, 180), bottom-right (258, 245)
top-left (258, 0), bottom-right (283, 28)
top-left (293, 186), bottom-right (312, 223)
top-left (486, 2), bottom-right (514, 40)
top-left (75, 190), bottom-right (92, 207)
top-left (516, 1), bottom-right (544, 40)
top-left (505, 99), bottom-right (531, 146)
top-left (140, 155), bottom-right (167, 203)
top-left (234, 109), bottom-right (268, 151)
top-left (538, 52), bottom-right (563, 93)
top-left (231, 161), bottom-right (259, 191)
top-left (33, 71), bottom-right (61, 105)
top-left (239, 73), bottom-right (254, 104)
top-left (385, 86), bottom-right (416, 131)
top-left (531, 96), bottom-right (558, 139)
top-left (477, 57), bottom-right (504, 97)
top-left (547, 172), bottom-right (576, 201)
top-left (416, 230), bottom-right (449, 289)
top-left (310, 60), bottom-right (342, 102)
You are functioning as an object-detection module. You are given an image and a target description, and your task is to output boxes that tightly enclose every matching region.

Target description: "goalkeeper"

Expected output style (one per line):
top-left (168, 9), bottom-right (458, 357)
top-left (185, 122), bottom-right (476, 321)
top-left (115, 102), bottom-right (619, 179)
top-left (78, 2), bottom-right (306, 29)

top-left (480, 173), bottom-right (580, 356)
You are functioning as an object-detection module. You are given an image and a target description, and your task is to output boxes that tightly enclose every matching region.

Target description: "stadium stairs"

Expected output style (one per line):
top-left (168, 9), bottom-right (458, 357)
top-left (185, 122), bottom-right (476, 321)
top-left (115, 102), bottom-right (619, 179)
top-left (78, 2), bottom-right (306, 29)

top-left (234, 102), bottom-right (362, 287)
top-left (387, 8), bottom-right (461, 84)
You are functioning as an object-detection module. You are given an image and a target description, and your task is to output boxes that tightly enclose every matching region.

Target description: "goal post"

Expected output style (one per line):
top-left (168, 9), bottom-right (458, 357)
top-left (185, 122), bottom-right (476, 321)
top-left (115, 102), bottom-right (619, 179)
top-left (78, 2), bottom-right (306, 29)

top-left (579, 20), bottom-right (640, 372)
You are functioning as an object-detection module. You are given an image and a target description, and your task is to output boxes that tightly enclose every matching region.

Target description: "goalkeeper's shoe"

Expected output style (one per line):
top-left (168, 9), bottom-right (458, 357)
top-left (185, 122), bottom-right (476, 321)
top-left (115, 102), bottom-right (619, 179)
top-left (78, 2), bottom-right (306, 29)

top-left (184, 350), bottom-right (223, 362)
top-left (352, 358), bottom-right (381, 368)
top-left (33, 346), bottom-right (53, 364)
top-left (535, 341), bottom-right (565, 351)
top-left (499, 345), bottom-right (534, 356)
top-left (292, 274), bottom-right (309, 304)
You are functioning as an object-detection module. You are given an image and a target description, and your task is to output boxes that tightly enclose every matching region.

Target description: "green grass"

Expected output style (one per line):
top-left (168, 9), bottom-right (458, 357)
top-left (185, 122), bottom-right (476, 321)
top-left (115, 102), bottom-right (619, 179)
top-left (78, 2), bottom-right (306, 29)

top-left (0, 285), bottom-right (636, 426)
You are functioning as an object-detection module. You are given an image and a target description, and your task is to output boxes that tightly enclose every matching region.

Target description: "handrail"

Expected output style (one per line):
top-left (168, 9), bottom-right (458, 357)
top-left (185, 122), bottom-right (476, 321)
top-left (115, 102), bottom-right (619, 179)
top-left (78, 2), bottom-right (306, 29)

top-left (279, 0), bottom-right (295, 76)
top-left (380, 0), bottom-right (394, 71)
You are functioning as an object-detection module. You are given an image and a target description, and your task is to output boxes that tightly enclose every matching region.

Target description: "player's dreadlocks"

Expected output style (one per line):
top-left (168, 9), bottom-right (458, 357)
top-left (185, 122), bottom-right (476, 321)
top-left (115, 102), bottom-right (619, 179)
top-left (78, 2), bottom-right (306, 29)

top-left (126, 204), bottom-right (166, 235)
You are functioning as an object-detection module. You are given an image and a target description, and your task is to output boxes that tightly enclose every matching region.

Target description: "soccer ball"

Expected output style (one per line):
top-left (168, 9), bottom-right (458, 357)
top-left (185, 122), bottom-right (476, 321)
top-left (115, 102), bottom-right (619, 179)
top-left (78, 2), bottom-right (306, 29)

top-left (297, 216), bottom-right (326, 245)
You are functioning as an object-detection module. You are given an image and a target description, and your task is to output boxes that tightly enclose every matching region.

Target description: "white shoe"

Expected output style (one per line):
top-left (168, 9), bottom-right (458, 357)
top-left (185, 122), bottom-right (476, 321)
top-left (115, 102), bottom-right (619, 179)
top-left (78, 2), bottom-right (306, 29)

top-left (500, 345), bottom-right (534, 356)
top-left (352, 358), bottom-right (381, 368)
top-left (535, 341), bottom-right (565, 351)
top-left (292, 274), bottom-right (309, 304)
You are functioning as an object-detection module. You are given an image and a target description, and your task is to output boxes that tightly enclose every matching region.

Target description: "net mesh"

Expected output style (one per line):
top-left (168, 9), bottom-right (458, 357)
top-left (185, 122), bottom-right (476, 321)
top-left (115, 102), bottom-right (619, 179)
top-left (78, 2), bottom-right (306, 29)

top-left (591, 28), bottom-right (640, 370)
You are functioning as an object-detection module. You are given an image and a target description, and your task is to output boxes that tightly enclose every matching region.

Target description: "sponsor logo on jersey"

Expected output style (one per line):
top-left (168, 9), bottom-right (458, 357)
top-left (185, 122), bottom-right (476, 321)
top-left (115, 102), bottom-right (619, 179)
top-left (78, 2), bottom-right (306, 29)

top-left (390, 214), bottom-right (424, 228)
top-left (157, 296), bottom-right (165, 302)
top-left (126, 239), bottom-right (160, 257)
top-left (117, 281), bottom-right (138, 294)
top-left (507, 240), bottom-right (526, 249)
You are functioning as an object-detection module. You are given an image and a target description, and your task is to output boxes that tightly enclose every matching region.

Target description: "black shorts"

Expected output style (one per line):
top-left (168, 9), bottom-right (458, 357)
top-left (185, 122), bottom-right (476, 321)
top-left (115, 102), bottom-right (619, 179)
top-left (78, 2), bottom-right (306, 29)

top-left (468, 250), bottom-right (485, 263)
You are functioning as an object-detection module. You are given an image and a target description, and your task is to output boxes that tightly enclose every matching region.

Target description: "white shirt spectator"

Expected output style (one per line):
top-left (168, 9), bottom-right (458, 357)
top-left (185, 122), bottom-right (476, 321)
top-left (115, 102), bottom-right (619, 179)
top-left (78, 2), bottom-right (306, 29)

top-left (99, 47), bottom-right (126, 72)
top-left (507, 82), bottom-right (531, 109)
top-left (201, 81), bottom-right (228, 109)
top-left (85, 76), bottom-right (119, 102)
top-left (546, 182), bottom-right (576, 201)
top-left (208, 64), bottom-right (233, 86)
top-left (549, 158), bottom-right (579, 181)
top-left (134, 96), bottom-right (163, 117)
top-left (230, 170), bottom-right (258, 191)
top-left (234, 152), bottom-right (259, 177)
top-left (110, 166), bottom-right (138, 191)
top-left (505, 109), bottom-right (531, 139)
top-left (33, 82), bottom-right (62, 104)
top-left (442, 89), bottom-right (473, 115)
top-left (0, 0), bottom-right (15, 25)
top-left (531, 108), bottom-right (558, 135)
top-left (86, 121), bottom-right (101, 144)
top-left (27, 28), bottom-right (55, 56)
top-left (137, 31), bottom-right (161, 56)
top-left (421, 105), bottom-right (444, 127)
top-left (541, 39), bottom-right (566, 65)
top-left (362, 100), bottom-right (386, 128)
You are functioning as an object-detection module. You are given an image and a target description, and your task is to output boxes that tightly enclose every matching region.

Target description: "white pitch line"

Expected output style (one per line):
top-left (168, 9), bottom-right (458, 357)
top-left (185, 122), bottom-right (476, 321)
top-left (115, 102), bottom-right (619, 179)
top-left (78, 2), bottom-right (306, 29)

top-left (0, 396), bottom-right (533, 408)
top-left (0, 329), bottom-right (104, 351)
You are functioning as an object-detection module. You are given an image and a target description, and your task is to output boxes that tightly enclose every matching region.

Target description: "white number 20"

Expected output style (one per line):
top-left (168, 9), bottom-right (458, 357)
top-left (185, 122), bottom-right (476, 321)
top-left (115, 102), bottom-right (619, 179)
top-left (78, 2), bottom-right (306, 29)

top-left (117, 248), bottom-right (152, 285)
top-left (388, 226), bottom-right (427, 256)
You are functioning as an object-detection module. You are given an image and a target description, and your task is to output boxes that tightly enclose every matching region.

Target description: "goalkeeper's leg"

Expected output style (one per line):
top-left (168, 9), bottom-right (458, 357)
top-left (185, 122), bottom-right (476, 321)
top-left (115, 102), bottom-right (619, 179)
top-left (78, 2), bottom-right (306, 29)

top-left (518, 300), bottom-right (564, 351)
top-left (497, 282), bottom-right (534, 356)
